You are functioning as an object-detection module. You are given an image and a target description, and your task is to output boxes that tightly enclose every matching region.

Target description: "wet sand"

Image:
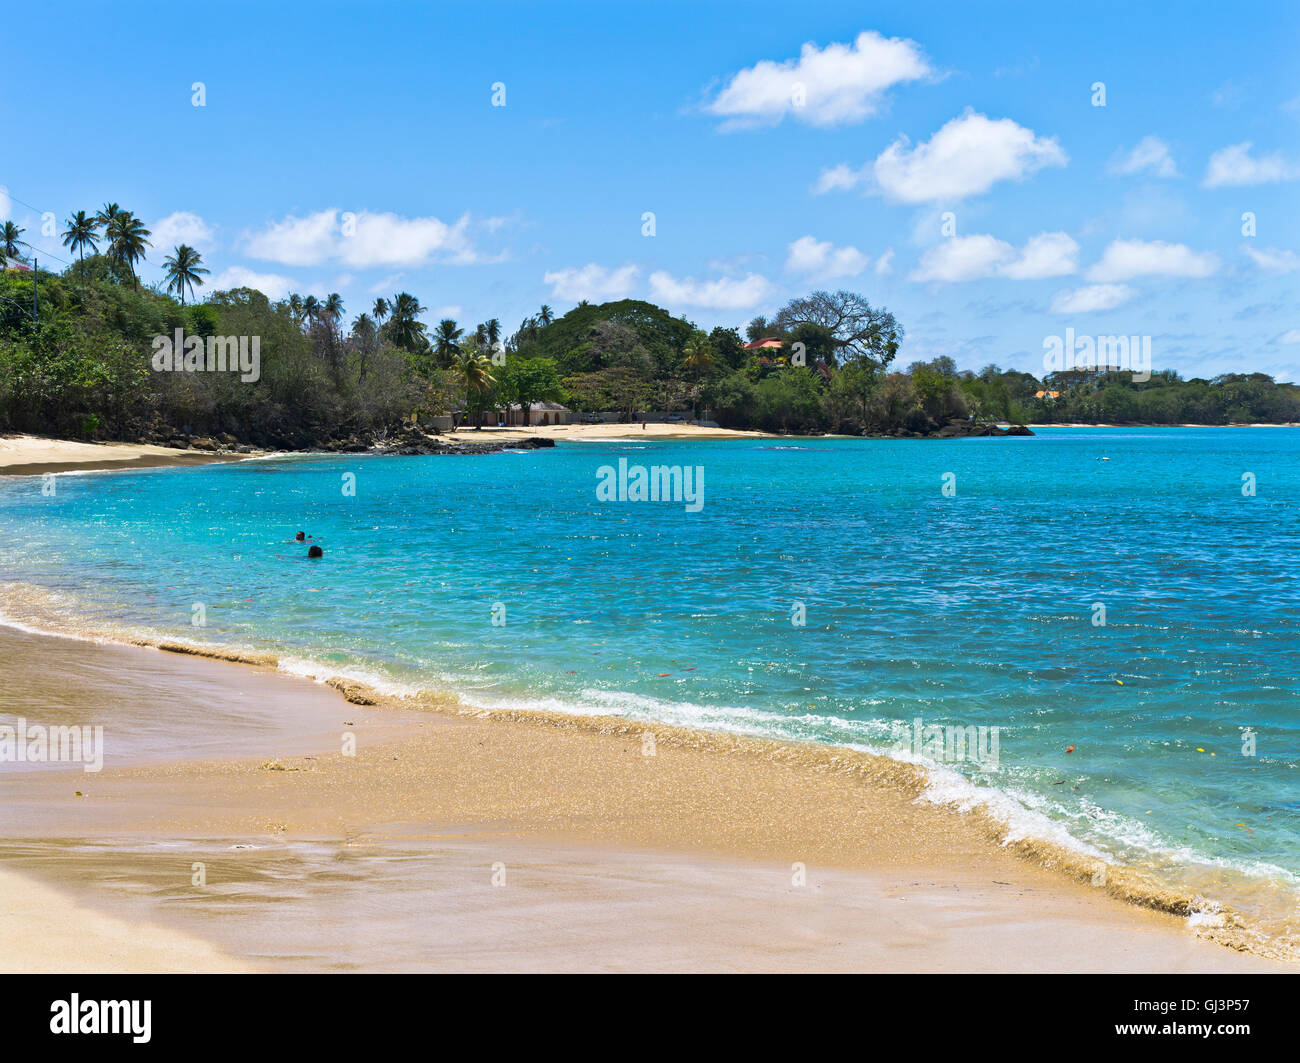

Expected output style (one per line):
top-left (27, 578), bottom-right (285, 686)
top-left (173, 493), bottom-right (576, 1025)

top-left (0, 627), bottom-right (1289, 972)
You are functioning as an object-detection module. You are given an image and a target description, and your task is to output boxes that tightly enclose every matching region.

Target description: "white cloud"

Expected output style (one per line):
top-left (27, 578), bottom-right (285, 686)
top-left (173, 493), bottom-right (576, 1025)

top-left (705, 31), bottom-right (931, 130)
top-left (367, 273), bottom-right (405, 295)
top-left (999, 232), bottom-right (1079, 279)
top-left (1049, 284), bottom-right (1135, 314)
top-left (911, 234), bottom-right (1014, 282)
top-left (853, 110), bottom-right (1066, 203)
top-left (1277, 328), bottom-right (1300, 344)
top-left (1204, 142), bottom-right (1300, 187)
top-left (875, 248), bottom-right (894, 276)
top-left (1243, 245), bottom-right (1300, 273)
top-left (210, 266), bottom-right (297, 300)
top-left (340, 211), bottom-right (474, 267)
top-left (244, 208), bottom-right (479, 268)
top-left (1108, 135), bottom-right (1178, 178)
top-left (543, 263), bottom-right (640, 302)
top-left (648, 271), bottom-right (772, 309)
top-left (245, 210), bottom-right (338, 266)
top-left (910, 231), bottom-right (1077, 283)
top-left (1085, 238), bottom-right (1219, 281)
top-left (785, 235), bottom-right (868, 279)
top-left (812, 164), bottom-right (860, 195)
top-left (150, 211), bottom-right (214, 254)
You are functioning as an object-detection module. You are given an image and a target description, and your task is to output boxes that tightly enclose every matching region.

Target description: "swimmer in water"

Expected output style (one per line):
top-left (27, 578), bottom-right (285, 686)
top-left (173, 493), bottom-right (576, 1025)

top-left (295, 531), bottom-right (306, 541)
top-left (308, 544), bottom-right (323, 558)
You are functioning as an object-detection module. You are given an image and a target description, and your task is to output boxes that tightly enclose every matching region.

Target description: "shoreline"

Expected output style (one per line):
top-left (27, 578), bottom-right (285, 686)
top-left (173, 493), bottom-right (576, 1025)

top-left (0, 435), bottom-right (252, 476)
top-left (7, 421), bottom-right (1295, 479)
top-left (0, 621), bottom-right (1291, 972)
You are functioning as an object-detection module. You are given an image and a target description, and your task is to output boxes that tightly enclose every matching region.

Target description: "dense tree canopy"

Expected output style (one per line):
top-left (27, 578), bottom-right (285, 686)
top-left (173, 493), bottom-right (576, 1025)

top-left (1, 229), bottom-right (1296, 447)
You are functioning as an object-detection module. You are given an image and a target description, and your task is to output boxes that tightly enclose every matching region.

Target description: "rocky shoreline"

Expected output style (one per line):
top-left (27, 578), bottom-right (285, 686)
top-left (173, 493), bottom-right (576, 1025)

top-left (131, 423), bottom-right (558, 458)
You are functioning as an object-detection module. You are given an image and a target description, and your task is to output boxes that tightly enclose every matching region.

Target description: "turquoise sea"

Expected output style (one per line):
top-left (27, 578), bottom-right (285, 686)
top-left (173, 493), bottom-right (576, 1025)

top-left (2, 427), bottom-right (1297, 951)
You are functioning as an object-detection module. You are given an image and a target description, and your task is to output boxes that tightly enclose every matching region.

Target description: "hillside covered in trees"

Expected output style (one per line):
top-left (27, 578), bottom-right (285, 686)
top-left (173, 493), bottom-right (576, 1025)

top-left (1, 210), bottom-right (1297, 447)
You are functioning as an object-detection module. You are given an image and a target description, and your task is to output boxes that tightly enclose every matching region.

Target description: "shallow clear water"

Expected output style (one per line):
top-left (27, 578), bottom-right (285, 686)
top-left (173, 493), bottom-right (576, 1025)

top-left (2, 428), bottom-right (1297, 927)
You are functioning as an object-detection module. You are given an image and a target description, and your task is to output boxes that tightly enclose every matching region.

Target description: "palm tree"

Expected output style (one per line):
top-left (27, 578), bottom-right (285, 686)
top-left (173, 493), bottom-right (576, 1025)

top-left (288, 293), bottom-right (305, 324)
top-left (106, 213), bottom-right (151, 288)
top-left (302, 295), bottom-right (322, 328)
top-left (473, 322), bottom-right (488, 347)
top-left (323, 293), bottom-right (344, 337)
top-left (61, 212), bottom-right (100, 275)
top-left (452, 347), bottom-right (497, 429)
top-left (162, 244), bottom-right (210, 305)
top-left (372, 296), bottom-right (390, 326)
top-left (538, 304), bottom-right (554, 326)
top-left (95, 202), bottom-right (124, 231)
top-left (486, 318), bottom-right (502, 349)
top-left (352, 312), bottom-right (375, 342)
top-left (1, 221), bottom-right (25, 262)
top-left (683, 331), bottom-right (714, 375)
top-left (434, 318), bottom-right (463, 364)
top-left (387, 292), bottom-right (427, 351)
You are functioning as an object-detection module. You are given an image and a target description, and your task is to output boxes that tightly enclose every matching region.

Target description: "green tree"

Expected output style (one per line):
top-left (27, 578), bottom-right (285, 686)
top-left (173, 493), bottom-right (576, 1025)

top-left (499, 357), bottom-right (562, 425)
top-left (452, 346), bottom-right (496, 428)
top-left (106, 213), bottom-right (151, 288)
top-left (162, 245), bottom-right (210, 305)
top-left (387, 292), bottom-right (427, 352)
top-left (434, 318), bottom-right (463, 364)
top-left (1, 221), bottom-right (25, 261)
top-left (61, 212), bottom-right (100, 275)
top-left (774, 290), bottom-right (902, 368)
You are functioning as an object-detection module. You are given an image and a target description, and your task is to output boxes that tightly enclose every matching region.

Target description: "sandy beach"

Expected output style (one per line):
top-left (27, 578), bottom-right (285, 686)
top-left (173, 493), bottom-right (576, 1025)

top-left (0, 425), bottom-right (766, 478)
top-left (0, 626), bottom-right (1287, 973)
top-left (0, 435), bottom-right (245, 476)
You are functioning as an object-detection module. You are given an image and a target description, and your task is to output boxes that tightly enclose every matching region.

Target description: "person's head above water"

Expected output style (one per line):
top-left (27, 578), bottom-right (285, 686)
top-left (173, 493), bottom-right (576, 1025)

top-left (307, 544), bottom-right (323, 558)
top-left (295, 531), bottom-right (305, 541)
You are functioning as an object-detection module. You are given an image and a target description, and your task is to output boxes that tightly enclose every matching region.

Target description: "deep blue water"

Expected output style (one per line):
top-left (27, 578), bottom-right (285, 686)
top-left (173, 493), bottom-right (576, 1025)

top-left (2, 427), bottom-right (1297, 931)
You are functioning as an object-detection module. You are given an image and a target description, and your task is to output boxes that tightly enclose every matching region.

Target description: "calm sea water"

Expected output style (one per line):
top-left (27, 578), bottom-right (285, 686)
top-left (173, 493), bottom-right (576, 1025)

top-left (2, 428), bottom-right (1297, 935)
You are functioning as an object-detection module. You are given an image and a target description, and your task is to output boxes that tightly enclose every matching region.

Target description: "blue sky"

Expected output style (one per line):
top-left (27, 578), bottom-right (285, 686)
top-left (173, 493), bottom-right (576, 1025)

top-left (5, 0), bottom-right (1298, 379)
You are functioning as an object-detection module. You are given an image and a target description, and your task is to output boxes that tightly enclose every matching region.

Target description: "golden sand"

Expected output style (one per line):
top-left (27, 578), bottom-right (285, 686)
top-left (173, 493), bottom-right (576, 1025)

top-left (0, 625), bottom-right (1291, 971)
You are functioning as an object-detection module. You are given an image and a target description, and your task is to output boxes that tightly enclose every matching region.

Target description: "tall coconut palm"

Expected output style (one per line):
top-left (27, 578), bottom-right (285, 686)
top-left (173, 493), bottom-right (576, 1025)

top-left (162, 244), bottom-right (210, 305)
top-left (473, 322), bottom-right (488, 347)
top-left (372, 296), bottom-right (390, 326)
top-left (1, 221), bottom-right (26, 262)
top-left (302, 295), bottom-right (322, 328)
top-left (434, 318), bottom-right (463, 364)
top-left (288, 293), bottom-right (305, 324)
top-left (452, 347), bottom-right (497, 429)
top-left (351, 312), bottom-right (375, 343)
top-left (95, 202), bottom-right (125, 231)
top-left (61, 211), bottom-right (100, 275)
top-left (106, 213), bottom-right (151, 288)
top-left (486, 318), bottom-right (502, 350)
top-left (323, 293), bottom-right (344, 335)
top-left (538, 304), bottom-right (554, 326)
top-left (683, 331), bottom-right (714, 376)
top-left (387, 292), bottom-right (427, 351)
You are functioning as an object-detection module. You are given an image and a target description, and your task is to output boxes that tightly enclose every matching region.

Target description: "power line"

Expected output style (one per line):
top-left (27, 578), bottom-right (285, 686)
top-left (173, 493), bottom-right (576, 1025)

top-left (3, 188), bottom-right (106, 269)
